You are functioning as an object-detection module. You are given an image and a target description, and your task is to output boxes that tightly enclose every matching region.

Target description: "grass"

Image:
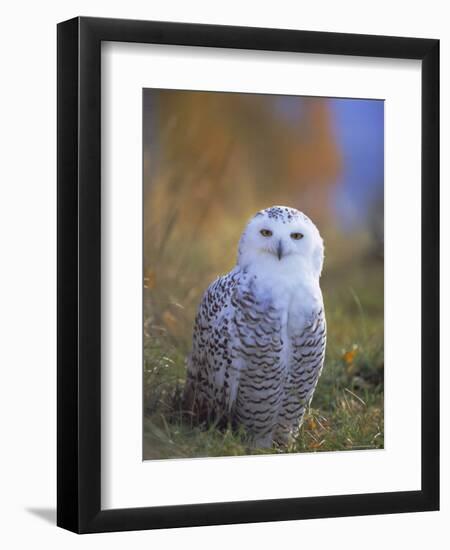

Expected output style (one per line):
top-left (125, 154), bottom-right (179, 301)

top-left (143, 227), bottom-right (384, 460)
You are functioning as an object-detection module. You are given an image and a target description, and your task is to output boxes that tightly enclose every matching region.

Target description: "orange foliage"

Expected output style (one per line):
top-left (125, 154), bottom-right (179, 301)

top-left (143, 90), bottom-right (342, 243)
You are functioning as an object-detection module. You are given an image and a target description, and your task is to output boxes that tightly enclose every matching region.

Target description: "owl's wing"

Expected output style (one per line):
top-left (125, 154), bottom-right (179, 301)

top-left (183, 268), bottom-right (242, 420)
top-left (276, 307), bottom-right (327, 439)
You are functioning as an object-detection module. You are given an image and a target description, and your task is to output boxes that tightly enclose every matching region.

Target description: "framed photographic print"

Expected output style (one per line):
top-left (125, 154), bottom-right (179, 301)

top-left (57, 17), bottom-right (439, 533)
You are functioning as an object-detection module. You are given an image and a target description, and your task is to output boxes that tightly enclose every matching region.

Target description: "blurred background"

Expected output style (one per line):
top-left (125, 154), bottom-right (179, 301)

top-left (142, 89), bottom-right (384, 459)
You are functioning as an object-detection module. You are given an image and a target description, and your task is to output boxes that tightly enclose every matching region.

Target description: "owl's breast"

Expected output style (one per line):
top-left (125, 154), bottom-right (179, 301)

top-left (234, 270), bottom-right (323, 354)
top-left (252, 271), bottom-right (321, 323)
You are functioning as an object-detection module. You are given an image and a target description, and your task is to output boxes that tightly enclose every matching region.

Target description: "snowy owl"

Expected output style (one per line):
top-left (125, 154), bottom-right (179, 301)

top-left (183, 206), bottom-right (326, 447)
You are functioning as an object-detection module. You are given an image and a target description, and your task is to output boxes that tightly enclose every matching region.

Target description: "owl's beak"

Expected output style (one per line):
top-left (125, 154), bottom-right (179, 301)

top-left (277, 240), bottom-right (284, 261)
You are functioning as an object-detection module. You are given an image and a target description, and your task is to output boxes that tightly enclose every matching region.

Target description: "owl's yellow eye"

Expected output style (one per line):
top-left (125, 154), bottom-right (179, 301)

top-left (290, 232), bottom-right (304, 240)
top-left (260, 229), bottom-right (273, 237)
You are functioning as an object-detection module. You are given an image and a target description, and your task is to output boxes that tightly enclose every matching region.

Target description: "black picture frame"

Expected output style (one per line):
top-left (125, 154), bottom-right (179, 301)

top-left (57, 16), bottom-right (439, 534)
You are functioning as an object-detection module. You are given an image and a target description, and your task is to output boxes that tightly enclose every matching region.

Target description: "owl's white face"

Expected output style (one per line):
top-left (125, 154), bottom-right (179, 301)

top-left (238, 206), bottom-right (324, 280)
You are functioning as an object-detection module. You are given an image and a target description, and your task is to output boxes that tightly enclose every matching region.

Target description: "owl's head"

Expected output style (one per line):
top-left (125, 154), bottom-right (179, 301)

top-left (238, 206), bottom-right (324, 279)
